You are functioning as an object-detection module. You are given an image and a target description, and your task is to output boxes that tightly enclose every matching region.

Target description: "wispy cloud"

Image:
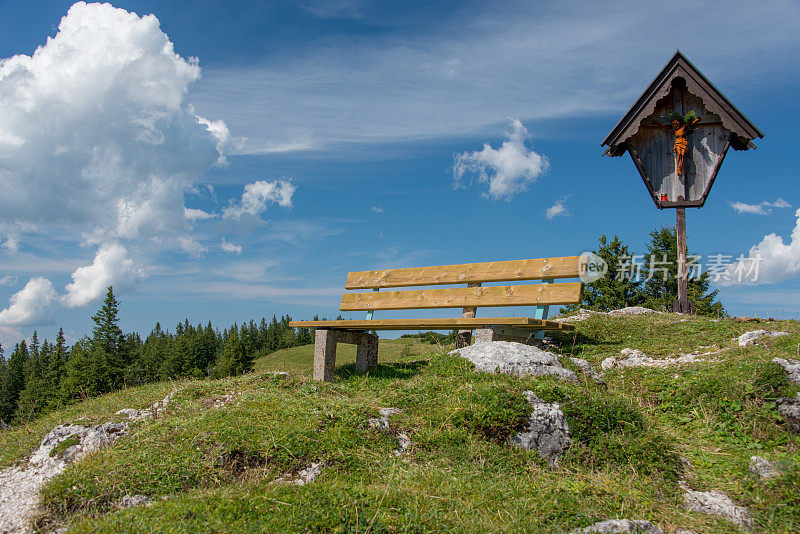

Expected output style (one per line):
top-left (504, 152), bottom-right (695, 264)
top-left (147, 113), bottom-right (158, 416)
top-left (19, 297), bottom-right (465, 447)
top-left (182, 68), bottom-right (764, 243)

top-left (185, 208), bottom-right (217, 221)
top-left (546, 196), bottom-right (570, 219)
top-left (191, 1), bottom-right (800, 152)
top-left (730, 198), bottom-right (792, 215)
top-left (221, 239), bottom-right (243, 255)
top-left (730, 201), bottom-right (769, 215)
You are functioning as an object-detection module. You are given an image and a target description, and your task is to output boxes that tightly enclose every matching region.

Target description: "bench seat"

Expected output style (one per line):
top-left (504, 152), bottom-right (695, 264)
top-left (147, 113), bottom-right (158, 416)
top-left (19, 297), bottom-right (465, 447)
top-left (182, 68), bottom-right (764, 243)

top-left (290, 317), bottom-right (573, 331)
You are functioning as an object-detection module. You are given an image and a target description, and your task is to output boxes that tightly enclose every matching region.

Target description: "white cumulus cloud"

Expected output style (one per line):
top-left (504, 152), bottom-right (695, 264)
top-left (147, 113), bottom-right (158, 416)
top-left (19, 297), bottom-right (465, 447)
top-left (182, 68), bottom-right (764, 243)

top-left (0, 2), bottom-right (234, 321)
top-left (63, 242), bottom-right (145, 308)
top-left (0, 278), bottom-right (58, 327)
top-left (722, 208), bottom-right (800, 285)
top-left (221, 239), bottom-right (243, 255)
top-left (453, 119), bottom-right (549, 200)
top-left (223, 180), bottom-right (295, 219)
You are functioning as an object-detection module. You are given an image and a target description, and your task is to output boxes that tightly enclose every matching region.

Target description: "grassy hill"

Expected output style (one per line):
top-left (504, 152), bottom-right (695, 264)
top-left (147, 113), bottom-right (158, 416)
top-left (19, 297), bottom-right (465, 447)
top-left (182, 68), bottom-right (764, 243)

top-left (2, 314), bottom-right (799, 533)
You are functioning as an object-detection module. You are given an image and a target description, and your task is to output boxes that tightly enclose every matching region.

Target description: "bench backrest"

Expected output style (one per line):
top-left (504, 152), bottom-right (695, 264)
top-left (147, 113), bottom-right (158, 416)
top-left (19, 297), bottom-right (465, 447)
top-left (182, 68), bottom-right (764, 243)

top-left (340, 256), bottom-right (583, 312)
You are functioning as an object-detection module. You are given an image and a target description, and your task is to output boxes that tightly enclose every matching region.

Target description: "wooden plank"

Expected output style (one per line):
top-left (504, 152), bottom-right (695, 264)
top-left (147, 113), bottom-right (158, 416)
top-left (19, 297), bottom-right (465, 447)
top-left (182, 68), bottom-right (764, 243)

top-left (345, 257), bottom-right (581, 289)
top-left (339, 282), bottom-right (583, 311)
top-left (289, 317), bottom-right (574, 331)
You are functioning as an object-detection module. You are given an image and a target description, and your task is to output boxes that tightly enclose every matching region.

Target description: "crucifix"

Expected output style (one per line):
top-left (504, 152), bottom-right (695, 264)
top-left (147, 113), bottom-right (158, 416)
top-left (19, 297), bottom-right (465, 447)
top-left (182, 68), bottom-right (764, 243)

top-left (602, 51), bottom-right (763, 314)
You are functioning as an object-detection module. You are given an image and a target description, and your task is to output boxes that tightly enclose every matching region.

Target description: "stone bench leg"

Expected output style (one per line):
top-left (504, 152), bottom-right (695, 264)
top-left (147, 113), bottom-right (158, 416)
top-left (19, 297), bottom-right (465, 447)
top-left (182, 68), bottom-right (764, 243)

top-left (474, 326), bottom-right (541, 346)
top-left (355, 333), bottom-right (379, 374)
top-left (313, 329), bottom-right (338, 381)
top-left (313, 329), bottom-right (379, 382)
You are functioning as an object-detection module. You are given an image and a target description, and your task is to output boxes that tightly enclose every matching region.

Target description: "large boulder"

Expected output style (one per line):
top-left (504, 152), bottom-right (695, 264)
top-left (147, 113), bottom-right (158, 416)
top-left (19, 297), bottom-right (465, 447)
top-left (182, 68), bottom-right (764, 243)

top-left (450, 341), bottom-right (577, 382)
top-left (509, 391), bottom-right (571, 466)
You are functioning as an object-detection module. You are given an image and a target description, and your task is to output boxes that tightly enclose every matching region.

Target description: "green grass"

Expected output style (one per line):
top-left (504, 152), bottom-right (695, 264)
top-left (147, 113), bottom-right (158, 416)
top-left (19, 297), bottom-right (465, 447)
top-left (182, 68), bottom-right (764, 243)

top-left (254, 337), bottom-right (429, 374)
top-left (2, 314), bottom-right (799, 533)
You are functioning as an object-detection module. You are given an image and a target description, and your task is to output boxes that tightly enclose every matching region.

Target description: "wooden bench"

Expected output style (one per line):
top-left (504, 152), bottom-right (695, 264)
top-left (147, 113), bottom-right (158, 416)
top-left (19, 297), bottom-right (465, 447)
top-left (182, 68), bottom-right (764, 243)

top-left (289, 256), bottom-right (583, 381)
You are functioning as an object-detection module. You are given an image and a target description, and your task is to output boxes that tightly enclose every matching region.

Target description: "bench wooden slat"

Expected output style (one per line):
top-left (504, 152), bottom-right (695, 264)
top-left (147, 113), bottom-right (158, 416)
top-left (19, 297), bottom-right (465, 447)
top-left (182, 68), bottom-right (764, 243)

top-left (289, 317), bottom-right (574, 331)
top-left (345, 256), bottom-right (581, 289)
top-left (339, 282), bottom-right (582, 311)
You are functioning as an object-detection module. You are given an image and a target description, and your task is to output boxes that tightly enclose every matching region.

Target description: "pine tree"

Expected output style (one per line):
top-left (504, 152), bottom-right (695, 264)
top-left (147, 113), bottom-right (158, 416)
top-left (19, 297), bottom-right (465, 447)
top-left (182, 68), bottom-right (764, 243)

top-left (90, 287), bottom-right (125, 390)
top-left (1, 342), bottom-right (28, 422)
top-left (567, 234), bottom-right (644, 311)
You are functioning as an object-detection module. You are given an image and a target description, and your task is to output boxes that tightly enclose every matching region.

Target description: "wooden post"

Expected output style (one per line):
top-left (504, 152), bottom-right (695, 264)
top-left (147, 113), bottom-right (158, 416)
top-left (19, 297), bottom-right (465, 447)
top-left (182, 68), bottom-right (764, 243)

top-left (674, 207), bottom-right (692, 313)
top-left (456, 282), bottom-right (481, 348)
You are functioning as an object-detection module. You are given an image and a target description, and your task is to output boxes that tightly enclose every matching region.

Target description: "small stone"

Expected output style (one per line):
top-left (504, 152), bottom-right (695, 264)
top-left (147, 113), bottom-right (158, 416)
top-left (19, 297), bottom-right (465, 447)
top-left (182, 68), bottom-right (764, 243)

top-left (738, 330), bottom-right (789, 347)
top-left (749, 456), bottom-right (780, 479)
top-left (451, 341), bottom-right (578, 382)
top-left (264, 371), bottom-right (289, 379)
top-left (571, 519), bottom-right (664, 533)
top-left (607, 307), bottom-right (661, 316)
top-left (681, 483), bottom-right (752, 528)
top-left (120, 494), bottom-right (152, 508)
top-left (569, 358), bottom-right (606, 386)
top-left (776, 393), bottom-right (800, 433)
top-left (772, 358), bottom-right (800, 384)
top-left (115, 408), bottom-right (142, 420)
top-left (510, 391), bottom-right (571, 466)
top-left (395, 432), bottom-right (412, 456)
top-left (277, 462), bottom-right (323, 486)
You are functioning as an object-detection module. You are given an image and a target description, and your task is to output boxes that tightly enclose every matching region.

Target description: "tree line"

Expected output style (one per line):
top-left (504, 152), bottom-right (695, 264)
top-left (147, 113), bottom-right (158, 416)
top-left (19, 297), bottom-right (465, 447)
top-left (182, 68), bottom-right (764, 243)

top-left (0, 287), bottom-right (315, 426)
top-left (571, 225), bottom-right (725, 316)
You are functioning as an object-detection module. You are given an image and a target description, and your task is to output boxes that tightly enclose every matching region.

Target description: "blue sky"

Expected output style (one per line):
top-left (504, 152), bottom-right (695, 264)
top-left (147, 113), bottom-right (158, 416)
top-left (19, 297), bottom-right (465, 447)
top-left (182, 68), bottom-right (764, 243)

top-left (1, 0), bottom-right (800, 347)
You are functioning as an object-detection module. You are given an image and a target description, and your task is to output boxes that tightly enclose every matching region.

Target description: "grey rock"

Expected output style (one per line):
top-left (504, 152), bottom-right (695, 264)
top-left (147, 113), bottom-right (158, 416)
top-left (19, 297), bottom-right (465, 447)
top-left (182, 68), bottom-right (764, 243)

top-left (115, 408), bottom-right (141, 420)
top-left (555, 309), bottom-right (601, 322)
top-left (681, 482), bottom-right (752, 528)
top-left (367, 407), bottom-right (402, 429)
top-left (738, 330), bottom-right (789, 347)
top-left (749, 456), bottom-right (780, 479)
top-left (265, 371), bottom-right (289, 379)
top-left (277, 462), bottom-right (324, 486)
top-left (601, 348), bottom-right (718, 371)
top-left (510, 391), bottom-right (571, 466)
top-left (395, 432), bottom-right (412, 456)
top-left (572, 519), bottom-right (664, 533)
top-left (0, 390), bottom-right (176, 534)
top-left (569, 357), bottom-right (606, 386)
top-left (120, 494), bottom-right (152, 508)
top-left (776, 393), bottom-right (800, 433)
top-left (450, 341), bottom-right (578, 382)
top-left (772, 358), bottom-right (800, 384)
top-left (607, 307), bottom-right (661, 316)
top-left (115, 390), bottom-right (177, 421)
top-left (367, 408), bottom-right (411, 455)
top-left (556, 307), bottom-right (659, 324)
